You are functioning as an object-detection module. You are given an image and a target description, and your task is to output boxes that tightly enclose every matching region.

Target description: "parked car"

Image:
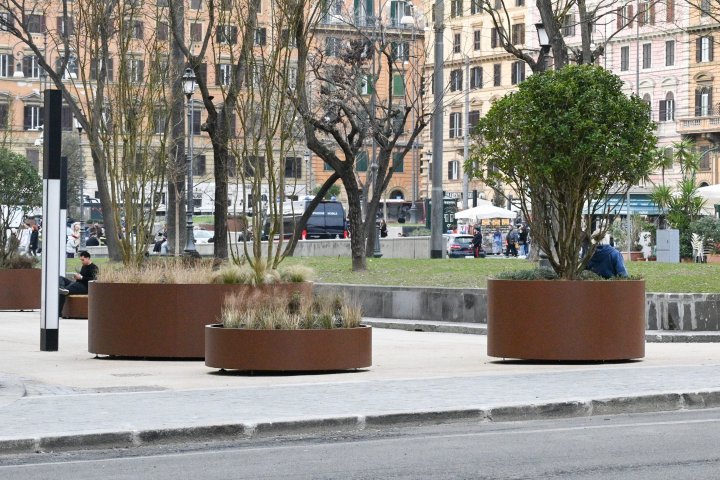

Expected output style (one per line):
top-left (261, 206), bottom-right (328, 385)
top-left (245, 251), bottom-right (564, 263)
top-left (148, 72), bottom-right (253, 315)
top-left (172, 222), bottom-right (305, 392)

top-left (444, 234), bottom-right (482, 258)
top-left (193, 229), bottom-right (214, 244)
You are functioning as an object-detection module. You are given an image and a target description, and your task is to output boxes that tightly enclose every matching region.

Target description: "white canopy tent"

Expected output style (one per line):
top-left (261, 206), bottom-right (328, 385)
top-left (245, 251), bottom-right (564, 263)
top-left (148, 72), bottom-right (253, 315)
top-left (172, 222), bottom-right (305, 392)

top-left (697, 184), bottom-right (720, 214)
top-left (455, 204), bottom-right (517, 221)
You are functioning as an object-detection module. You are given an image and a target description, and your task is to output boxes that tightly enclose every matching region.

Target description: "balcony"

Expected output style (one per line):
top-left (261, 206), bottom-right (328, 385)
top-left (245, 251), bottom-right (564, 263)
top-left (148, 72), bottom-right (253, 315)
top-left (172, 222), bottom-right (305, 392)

top-left (677, 110), bottom-right (720, 136)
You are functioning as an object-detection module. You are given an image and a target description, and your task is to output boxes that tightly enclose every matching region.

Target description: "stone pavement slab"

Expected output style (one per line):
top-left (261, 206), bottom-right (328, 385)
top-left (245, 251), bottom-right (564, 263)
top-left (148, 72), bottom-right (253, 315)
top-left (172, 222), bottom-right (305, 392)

top-left (3, 311), bottom-right (720, 453)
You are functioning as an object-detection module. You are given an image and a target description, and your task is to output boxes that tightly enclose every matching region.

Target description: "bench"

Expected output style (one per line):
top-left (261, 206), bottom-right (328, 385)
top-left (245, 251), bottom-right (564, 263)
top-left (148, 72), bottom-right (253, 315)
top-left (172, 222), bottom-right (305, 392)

top-left (61, 295), bottom-right (88, 319)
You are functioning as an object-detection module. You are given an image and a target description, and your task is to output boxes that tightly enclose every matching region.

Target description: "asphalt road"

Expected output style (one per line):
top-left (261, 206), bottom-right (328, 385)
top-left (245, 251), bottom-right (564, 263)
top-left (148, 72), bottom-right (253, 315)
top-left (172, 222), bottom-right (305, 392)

top-left (2, 408), bottom-right (720, 479)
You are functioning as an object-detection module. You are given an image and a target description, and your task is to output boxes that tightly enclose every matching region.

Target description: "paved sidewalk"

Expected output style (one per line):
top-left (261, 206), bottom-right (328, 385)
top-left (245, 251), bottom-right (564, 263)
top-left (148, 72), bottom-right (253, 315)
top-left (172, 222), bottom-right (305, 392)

top-left (2, 311), bottom-right (720, 454)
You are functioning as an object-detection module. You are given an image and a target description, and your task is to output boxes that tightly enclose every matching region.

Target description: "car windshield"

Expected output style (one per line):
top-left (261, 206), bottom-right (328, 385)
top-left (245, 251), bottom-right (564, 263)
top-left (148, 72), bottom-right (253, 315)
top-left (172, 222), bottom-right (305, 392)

top-left (453, 237), bottom-right (472, 245)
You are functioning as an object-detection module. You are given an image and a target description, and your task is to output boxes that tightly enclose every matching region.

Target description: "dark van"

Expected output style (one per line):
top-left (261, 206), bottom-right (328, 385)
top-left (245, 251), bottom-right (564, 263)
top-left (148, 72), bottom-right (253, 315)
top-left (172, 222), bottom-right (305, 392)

top-left (262, 199), bottom-right (347, 240)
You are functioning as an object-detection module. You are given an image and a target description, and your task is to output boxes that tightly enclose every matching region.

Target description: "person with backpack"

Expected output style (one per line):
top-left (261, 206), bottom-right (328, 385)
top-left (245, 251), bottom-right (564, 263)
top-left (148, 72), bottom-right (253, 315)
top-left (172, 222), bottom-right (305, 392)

top-left (506, 226), bottom-right (519, 257)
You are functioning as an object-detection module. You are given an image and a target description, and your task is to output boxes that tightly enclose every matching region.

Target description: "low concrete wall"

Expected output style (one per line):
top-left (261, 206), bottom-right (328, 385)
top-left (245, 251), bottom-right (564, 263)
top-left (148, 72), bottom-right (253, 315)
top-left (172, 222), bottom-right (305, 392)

top-left (316, 284), bottom-right (720, 332)
top-left (86, 236), bottom-right (432, 259)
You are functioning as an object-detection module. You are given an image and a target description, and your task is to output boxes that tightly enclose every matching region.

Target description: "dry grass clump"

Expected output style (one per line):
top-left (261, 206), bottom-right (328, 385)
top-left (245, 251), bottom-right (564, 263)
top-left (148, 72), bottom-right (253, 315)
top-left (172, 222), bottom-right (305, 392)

top-left (279, 264), bottom-right (315, 283)
top-left (212, 261), bottom-right (314, 286)
top-left (97, 257), bottom-right (217, 284)
top-left (0, 254), bottom-right (38, 270)
top-left (221, 291), bottom-right (363, 330)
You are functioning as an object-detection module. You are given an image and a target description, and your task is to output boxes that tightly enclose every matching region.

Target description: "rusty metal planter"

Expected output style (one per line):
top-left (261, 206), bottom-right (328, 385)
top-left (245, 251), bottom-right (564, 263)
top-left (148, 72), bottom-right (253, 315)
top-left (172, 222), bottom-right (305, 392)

top-left (487, 279), bottom-right (645, 361)
top-left (0, 269), bottom-right (41, 310)
top-left (89, 282), bottom-right (312, 358)
top-left (205, 324), bottom-right (372, 371)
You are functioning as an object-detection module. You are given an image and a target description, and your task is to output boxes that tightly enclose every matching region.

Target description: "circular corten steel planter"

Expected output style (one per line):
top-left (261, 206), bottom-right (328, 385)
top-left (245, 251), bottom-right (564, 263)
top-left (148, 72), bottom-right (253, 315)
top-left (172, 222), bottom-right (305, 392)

top-left (0, 268), bottom-right (41, 310)
top-left (89, 282), bottom-right (312, 358)
top-left (487, 279), bottom-right (645, 361)
top-left (205, 324), bottom-right (372, 371)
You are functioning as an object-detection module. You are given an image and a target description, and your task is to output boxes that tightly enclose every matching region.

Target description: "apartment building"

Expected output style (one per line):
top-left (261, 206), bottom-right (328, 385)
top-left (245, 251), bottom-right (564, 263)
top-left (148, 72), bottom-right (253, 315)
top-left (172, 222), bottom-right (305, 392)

top-left (0, 0), bottom-right (424, 218)
top-left (422, 0), bottom-right (531, 208)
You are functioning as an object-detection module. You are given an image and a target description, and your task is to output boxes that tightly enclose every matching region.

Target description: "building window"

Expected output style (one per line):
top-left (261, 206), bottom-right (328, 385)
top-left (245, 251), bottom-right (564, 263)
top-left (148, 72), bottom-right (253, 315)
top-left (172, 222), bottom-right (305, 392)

top-left (701, 0), bottom-right (711, 16)
top-left (255, 27), bottom-right (266, 46)
top-left (697, 36), bottom-right (714, 63)
top-left (285, 157), bottom-right (302, 178)
top-left (392, 74), bottom-right (405, 96)
top-left (695, 86), bottom-right (712, 116)
top-left (191, 0), bottom-right (202, 9)
top-left (0, 54), bottom-right (12, 77)
top-left (391, 41), bottom-right (409, 61)
top-left (216, 63), bottom-right (232, 86)
top-left (128, 58), bottom-right (144, 83)
top-left (469, 110), bottom-right (480, 130)
top-left (217, 25), bottom-right (238, 45)
top-left (61, 105), bottom-right (73, 131)
top-left (90, 58), bottom-right (114, 82)
top-left (153, 110), bottom-right (167, 134)
top-left (449, 69), bottom-right (463, 91)
top-left (56, 16), bottom-right (74, 38)
top-left (27, 14), bottom-right (45, 34)
top-left (23, 56), bottom-right (43, 78)
top-left (473, 30), bottom-right (481, 50)
top-left (659, 92), bottom-right (674, 122)
top-left (56, 54), bottom-right (79, 80)
top-left (620, 46), bottom-right (630, 71)
top-left (562, 14), bottom-right (575, 36)
top-left (453, 33), bottom-right (461, 53)
top-left (190, 23), bottom-right (202, 42)
top-left (191, 107), bottom-right (201, 135)
top-left (470, 0), bottom-right (481, 14)
top-left (493, 63), bottom-right (501, 86)
top-left (23, 105), bottom-right (43, 130)
top-left (392, 152), bottom-right (404, 173)
top-left (449, 112), bottom-right (462, 138)
top-left (325, 37), bottom-right (342, 57)
top-left (157, 21), bottom-right (169, 41)
top-left (26, 149), bottom-right (40, 171)
top-left (356, 151), bottom-right (368, 171)
top-left (193, 155), bottom-right (206, 176)
top-left (470, 66), bottom-right (483, 89)
top-left (642, 93), bottom-right (652, 119)
top-left (0, 12), bottom-right (14, 31)
top-left (665, 40), bottom-right (675, 66)
top-left (491, 28), bottom-right (500, 48)
top-left (359, 74), bottom-right (373, 95)
top-left (450, 0), bottom-right (463, 17)
top-left (516, 0), bottom-right (524, 5)
top-left (666, 0), bottom-right (675, 22)
top-left (511, 23), bottom-right (525, 45)
top-left (616, 4), bottom-right (634, 29)
top-left (642, 43), bottom-right (652, 69)
top-left (447, 161), bottom-right (460, 180)
top-left (511, 61), bottom-right (525, 85)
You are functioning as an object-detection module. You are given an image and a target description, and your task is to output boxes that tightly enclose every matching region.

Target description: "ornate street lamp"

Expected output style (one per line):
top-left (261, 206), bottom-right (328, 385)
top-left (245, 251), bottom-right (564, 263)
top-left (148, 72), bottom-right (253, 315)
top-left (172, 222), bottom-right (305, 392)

top-left (182, 67), bottom-right (199, 257)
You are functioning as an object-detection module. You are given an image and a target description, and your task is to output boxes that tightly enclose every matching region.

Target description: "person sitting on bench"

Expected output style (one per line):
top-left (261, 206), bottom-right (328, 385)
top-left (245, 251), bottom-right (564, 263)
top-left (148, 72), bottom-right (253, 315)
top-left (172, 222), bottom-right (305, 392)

top-left (59, 250), bottom-right (99, 316)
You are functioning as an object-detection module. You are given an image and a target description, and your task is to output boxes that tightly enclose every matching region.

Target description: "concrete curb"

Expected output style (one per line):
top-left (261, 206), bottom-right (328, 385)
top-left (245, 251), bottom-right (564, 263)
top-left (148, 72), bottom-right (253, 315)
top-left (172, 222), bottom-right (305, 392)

top-left (364, 319), bottom-right (720, 343)
top-left (3, 390), bottom-right (720, 455)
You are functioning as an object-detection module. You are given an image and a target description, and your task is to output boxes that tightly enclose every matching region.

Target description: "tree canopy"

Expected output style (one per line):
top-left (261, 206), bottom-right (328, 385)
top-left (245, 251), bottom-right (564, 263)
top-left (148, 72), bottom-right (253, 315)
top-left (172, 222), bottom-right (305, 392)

top-left (467, 65), bottom-right (658, 279)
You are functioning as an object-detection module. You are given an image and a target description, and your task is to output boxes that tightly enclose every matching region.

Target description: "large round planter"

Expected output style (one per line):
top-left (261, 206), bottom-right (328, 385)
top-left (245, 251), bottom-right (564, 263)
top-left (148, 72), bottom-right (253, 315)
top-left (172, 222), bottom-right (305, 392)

top-left (205, 324), bottom-right (372, 371)
top-left (487, 279), bottom-right (645, 361)
top-left (89, 282), bottom-right (313, 358)
top-left (0, 268), bottom-right (41, 310)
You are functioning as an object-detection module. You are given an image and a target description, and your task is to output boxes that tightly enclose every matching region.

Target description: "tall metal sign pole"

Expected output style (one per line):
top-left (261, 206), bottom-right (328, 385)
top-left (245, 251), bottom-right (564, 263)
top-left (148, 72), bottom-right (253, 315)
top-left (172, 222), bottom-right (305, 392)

top-left (40, 90), bottom-right (63, 351)
top-left (430, 0), bottom-right (445, 258)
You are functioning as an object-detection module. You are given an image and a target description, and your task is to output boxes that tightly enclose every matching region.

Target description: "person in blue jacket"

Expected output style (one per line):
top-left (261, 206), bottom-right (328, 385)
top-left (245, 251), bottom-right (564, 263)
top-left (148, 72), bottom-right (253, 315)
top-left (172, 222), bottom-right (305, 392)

top-left (586, 244), bottom-right (628, 279)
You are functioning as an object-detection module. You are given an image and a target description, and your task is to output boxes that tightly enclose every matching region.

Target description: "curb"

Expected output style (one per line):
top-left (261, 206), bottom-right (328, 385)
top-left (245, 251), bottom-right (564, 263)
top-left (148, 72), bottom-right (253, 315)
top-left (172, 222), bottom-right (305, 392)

top-left (365, 319), bottom-right (720, 343)
top-left (3, 390), bottom-right (720, 455)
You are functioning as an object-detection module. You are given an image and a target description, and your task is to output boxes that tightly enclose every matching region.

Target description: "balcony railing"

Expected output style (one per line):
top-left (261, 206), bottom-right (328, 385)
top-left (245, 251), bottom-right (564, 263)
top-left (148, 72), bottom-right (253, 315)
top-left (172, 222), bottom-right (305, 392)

top-left (676, 111), bottom-right (720, 135)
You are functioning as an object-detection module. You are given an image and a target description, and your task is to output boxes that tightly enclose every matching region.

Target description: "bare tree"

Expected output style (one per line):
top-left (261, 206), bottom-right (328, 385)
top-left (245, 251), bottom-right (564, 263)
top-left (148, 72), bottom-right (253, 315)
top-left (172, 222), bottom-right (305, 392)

top-left (291, 1), bottom-right (429, 271)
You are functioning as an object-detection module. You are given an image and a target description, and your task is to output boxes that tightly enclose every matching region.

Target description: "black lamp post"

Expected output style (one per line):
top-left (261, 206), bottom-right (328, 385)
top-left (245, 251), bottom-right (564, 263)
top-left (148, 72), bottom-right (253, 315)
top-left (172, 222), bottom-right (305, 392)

top-left (182, 67), bottom-right (199, 257)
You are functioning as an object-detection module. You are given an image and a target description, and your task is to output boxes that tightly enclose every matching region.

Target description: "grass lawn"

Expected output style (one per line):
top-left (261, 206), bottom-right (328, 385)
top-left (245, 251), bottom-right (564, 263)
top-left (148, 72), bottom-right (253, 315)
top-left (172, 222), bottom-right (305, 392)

top-left (67, 256), bottom-right (720, 293)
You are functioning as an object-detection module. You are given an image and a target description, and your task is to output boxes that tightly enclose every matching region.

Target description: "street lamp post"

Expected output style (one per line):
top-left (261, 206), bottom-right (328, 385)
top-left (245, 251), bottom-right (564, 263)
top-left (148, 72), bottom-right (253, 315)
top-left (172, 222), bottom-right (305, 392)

top-left (75, 120), bottom-right (85, 247)
top-left (401, 6), bottom-right (419, 224)
top-left (182, 67), bottom-right (199, 257)
top-left (430, 0), bottom-right (445, 258)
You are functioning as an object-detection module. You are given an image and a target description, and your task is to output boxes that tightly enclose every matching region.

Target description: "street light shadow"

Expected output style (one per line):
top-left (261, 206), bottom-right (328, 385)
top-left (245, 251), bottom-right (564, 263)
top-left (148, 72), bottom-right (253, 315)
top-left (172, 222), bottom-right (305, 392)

top-left (489, 359), bottom-right (643, 366)
top-left (207, 368), bottom-right (371, 377)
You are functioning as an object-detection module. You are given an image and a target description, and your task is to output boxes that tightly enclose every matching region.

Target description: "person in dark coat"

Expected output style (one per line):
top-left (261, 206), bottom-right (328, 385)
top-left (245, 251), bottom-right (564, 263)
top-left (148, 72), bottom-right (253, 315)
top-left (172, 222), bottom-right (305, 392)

top-left (28, 225), bottom-right (39, 256)
top-left (58, 250), bottom-right (99, 316)
top-left (471, 225), bottom-right (484, 258)
top-left (586, 244), bottom-right (628, 279)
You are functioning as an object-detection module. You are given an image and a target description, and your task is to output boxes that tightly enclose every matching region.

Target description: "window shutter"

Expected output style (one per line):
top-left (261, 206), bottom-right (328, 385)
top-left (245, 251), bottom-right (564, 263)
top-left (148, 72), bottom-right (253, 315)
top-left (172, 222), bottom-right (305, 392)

top-left (628, 5), bottom-right (633, 26)
top-left (638, 3), bottom-right (645, 26)
top-left (658, 100), bottom-right (666, 121)
top-left (199, 63), bottom-right (207, 84)
top-left (709, 90), bottom-right (714, 113)
top-left (7, 57), bottom-right (13, 76)
top-left (617, 8), bottom-right (622, 29)
top-left (511, 63), bottom-right (517, 84)
top-left (710, 36), bottom-right (715, 61)
top-left (695, 90), bottom-right (702, 116)
top-left (650, 2), bottom-right (655, 24)
top-left (479, 67), bottom-right (483, 88)
top-left (215, 65), bottom-right (222, 86)
top-left (40, 15), bottom-right (46, 31)
top-left (697, 37), bottom-right (702, 62)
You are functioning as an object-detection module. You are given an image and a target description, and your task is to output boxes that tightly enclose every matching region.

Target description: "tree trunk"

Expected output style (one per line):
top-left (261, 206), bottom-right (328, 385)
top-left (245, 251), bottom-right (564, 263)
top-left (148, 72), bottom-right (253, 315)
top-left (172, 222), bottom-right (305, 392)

top-left (212, 141), bottom-right (229, 260)
top-left (167, 0), bottom-right (186, 256)
top-left (344, 178), bottom-right (367, 271)
top-left (90, 150), bottom-right (121, 261)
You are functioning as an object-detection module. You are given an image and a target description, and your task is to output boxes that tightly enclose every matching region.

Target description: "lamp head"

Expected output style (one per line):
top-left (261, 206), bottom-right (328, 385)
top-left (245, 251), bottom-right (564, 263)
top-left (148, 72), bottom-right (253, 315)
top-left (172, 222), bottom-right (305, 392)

top-left (182, 67), bottom-right (197, 96)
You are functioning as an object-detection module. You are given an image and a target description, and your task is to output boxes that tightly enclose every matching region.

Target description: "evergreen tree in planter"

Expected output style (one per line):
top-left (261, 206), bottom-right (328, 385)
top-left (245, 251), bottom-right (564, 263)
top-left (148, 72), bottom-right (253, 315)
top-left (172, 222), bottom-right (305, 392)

top-left (465, 65), bottom-right (659, 361)
top-left (466, 65), bottom-right (658, 278)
